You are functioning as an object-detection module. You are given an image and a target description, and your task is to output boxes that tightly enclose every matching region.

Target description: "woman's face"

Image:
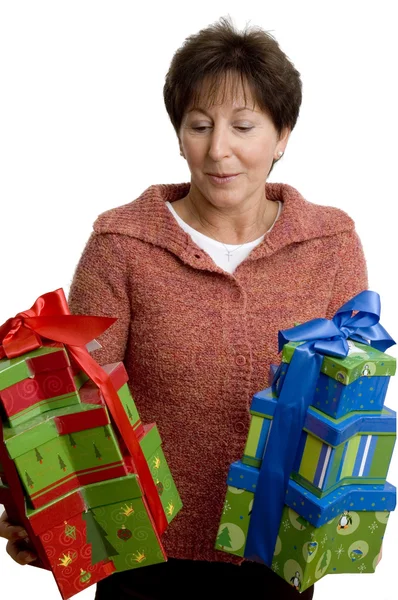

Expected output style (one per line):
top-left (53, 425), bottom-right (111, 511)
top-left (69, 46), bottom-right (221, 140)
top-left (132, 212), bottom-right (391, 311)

top-left (179, 79), bottom-right (290, 210)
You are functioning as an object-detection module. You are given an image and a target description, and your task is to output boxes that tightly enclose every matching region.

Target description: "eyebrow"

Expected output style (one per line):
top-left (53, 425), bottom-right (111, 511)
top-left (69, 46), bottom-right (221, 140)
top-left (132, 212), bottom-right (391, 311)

top-left (188, 106), bottom-right (258, 115)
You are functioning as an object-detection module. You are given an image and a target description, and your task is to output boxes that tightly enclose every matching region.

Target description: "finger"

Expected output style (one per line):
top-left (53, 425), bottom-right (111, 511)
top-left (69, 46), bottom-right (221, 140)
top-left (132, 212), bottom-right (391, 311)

top-left (0, 512), bottom-right (27, 540)
top-left (0, 521), bottom-right (29, 541)
top-left (6, 541), bottom-right (37, 565)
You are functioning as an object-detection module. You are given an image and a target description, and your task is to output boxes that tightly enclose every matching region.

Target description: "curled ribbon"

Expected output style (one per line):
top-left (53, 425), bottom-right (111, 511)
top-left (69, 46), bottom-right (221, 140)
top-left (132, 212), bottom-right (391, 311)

top-left (0, 288), bottom-right (167, 535)
top-left (245, 290), bottom-right (395, 565)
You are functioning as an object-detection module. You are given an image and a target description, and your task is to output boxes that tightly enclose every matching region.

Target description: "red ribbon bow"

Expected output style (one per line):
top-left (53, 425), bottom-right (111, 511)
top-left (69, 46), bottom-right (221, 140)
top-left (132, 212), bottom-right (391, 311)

top-left (0, 288), bottom-right (167, 535)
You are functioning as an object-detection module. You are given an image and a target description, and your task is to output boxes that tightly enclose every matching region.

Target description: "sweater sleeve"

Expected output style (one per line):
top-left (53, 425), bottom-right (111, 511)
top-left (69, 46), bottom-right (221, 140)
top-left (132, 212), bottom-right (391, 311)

top-left (325, 228), bottom-right (368, 319)
top-left (67, 232), bottom-right (131, 366)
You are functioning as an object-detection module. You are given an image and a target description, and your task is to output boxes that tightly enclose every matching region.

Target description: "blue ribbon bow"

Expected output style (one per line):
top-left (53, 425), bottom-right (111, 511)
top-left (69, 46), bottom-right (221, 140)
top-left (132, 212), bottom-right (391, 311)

top-left (244, 290), bottom-right (395, 565)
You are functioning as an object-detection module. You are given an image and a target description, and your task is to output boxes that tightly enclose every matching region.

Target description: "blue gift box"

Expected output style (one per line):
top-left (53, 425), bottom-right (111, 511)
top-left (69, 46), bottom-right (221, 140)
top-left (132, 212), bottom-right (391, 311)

top-left (242, 386), bottom-right (396, 497)
top-left (227, 460), bottom-right (396, 527)
top-left (276, 341), bottom-right (396, 419)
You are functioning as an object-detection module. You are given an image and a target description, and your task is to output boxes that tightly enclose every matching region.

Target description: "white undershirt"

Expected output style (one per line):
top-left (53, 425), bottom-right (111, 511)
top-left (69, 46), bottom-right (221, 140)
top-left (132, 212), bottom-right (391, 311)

top-left (166, 201), bottom-right (282, 274)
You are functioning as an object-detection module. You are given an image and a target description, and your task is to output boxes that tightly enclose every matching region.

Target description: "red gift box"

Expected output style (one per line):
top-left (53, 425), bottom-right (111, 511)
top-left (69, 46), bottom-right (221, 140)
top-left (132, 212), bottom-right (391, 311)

top-left (28, 489), bottom-right (116, 599)
top-left (0, 347), bottom-right (83, 426)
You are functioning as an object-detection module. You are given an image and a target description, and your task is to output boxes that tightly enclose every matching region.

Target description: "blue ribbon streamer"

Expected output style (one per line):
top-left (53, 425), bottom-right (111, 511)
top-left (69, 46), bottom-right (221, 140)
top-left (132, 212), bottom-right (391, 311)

top-left (244, 290), bottom-right (395, 566)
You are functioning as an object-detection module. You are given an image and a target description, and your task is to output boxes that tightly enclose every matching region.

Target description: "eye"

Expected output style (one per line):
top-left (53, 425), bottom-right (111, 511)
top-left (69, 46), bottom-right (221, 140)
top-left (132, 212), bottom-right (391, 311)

top-left (191, 126), bottom-right (253, 132)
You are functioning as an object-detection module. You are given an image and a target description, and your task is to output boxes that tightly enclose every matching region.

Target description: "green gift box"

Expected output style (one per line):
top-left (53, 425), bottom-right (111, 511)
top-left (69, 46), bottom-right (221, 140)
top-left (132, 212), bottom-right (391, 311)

top-left (124, 423), bottom-right (183, 524)
top-left (215, 461), bottom-right (395, 593)
top-left (79, 362), bottom-right (145, 439)
top-left (2, 402), bottom-right (128, 508)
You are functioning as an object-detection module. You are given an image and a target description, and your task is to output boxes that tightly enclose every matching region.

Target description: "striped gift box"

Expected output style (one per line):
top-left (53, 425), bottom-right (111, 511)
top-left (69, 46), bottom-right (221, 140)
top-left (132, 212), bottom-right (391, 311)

top-left (242, 388), bottom-right (274, 468)
top-left (242, 387), bottom-right (396, 497)
top-left (292, 407), bottom-right (396, 497)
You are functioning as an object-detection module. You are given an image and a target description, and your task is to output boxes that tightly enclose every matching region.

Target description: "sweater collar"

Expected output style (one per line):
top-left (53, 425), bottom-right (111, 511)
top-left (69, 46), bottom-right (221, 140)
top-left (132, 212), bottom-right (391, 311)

top-left (93, 182), bottom-right (354, 271)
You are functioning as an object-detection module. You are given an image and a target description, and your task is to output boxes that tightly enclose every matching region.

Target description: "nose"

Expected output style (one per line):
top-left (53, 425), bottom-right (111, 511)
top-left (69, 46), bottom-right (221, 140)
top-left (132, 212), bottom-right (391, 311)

top-left (207, 124), bottom-right (233, 161)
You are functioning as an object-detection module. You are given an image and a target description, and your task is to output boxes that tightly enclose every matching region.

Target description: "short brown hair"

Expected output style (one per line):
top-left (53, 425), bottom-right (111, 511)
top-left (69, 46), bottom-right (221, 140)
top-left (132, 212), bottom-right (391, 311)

top-left (163, 16), bottom-right (302, 137)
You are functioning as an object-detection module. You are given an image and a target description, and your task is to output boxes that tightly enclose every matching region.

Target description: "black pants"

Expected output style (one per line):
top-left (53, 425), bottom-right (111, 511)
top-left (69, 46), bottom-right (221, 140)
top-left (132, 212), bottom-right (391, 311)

top-left (95, 558), bottom-right (315, 599)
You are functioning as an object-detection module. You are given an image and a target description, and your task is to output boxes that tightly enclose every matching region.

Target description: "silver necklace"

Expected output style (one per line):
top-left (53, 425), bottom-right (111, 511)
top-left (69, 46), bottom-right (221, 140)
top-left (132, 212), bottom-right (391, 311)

top-left (186, 197), bottom-right (268, 262)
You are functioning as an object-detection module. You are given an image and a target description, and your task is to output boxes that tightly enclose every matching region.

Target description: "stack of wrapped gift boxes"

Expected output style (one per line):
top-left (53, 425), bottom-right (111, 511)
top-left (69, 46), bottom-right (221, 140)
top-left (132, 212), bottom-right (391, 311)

top-left (0, 342), bottom-right (182, 599)
top-left (215, 337), bottom-right (396, 593)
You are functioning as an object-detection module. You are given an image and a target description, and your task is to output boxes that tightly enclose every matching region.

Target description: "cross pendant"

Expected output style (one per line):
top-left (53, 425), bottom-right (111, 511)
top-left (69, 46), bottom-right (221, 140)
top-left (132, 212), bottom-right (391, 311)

top-left (225, 250), bottom-right (232, 262)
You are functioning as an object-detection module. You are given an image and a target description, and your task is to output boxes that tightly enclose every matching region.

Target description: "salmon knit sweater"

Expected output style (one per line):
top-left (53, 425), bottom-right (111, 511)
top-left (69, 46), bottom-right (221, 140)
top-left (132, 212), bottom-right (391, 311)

top-left (68, 182), bottom-right (368, 564)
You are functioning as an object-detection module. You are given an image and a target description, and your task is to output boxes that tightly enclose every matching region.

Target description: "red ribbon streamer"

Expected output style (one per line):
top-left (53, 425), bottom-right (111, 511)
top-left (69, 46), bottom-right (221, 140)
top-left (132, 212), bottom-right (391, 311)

top-left (0, 288), bottom-right (167, 535)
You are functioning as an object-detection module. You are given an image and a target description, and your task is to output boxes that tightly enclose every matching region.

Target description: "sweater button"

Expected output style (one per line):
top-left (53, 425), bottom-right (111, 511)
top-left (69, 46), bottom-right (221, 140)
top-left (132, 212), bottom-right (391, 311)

top-left (234, 422), bottom-right (246, 433)
top-left (232, 290), bottom-right (241, 301)
top-left (235, 355), bottom-right (246, 366)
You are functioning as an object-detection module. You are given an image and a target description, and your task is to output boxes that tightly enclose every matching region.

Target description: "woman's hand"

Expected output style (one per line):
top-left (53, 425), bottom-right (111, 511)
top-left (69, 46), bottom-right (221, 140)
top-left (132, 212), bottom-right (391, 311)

top-left (0, 511), bottom-right (37, 565)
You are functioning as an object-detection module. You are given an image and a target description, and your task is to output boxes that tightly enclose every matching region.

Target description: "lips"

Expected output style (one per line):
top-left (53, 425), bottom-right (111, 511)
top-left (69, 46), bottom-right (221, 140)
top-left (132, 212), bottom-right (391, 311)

top-left (207, 173), bottom-right (239, 177)
top-left (207, 173), bottom-right (239, 185)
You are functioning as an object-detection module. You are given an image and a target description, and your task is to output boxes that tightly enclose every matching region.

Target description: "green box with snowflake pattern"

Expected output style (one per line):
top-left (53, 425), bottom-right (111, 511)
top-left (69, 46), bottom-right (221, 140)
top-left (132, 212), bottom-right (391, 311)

top-left (215, 461), bottom-right (395, 593)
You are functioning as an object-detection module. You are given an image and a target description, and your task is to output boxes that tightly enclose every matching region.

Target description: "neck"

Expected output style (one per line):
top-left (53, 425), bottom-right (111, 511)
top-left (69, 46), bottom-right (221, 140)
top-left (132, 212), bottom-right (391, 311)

top-left (174, 185), bottom-right (276, 245)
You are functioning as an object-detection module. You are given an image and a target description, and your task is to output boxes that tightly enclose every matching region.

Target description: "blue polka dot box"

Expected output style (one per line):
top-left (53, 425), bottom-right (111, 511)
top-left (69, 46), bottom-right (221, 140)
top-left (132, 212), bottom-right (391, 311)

top-left (277, 340), bottom-right (396, 419)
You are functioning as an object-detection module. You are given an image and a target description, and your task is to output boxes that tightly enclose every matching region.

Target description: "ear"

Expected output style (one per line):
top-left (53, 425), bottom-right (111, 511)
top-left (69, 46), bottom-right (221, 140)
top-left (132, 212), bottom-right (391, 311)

top-left (276, 127), bottom-right (291, 156)
top-left (178, 136), bottom-right (185, 159)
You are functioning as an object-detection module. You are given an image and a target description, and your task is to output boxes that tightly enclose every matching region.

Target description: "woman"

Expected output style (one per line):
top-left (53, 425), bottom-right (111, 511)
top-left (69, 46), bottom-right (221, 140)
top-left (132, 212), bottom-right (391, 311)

top-left (0, 16), bottom-right (367, 599)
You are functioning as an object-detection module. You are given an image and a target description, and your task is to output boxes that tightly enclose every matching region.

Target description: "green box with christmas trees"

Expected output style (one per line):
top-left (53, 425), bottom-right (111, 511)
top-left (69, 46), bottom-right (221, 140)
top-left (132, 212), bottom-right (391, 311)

top-left (2, 402), bottom-right (129, 508)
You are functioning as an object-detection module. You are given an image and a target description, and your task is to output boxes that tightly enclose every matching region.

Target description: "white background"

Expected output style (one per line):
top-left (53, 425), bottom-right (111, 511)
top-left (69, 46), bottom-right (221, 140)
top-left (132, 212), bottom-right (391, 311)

top-left (0, 1), bottom-right (397, 599)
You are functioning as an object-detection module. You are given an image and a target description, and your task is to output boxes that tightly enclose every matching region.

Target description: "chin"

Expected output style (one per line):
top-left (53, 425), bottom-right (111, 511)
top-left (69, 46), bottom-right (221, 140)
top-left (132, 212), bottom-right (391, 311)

top-left (193, 178), bottom-right (247, 203)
